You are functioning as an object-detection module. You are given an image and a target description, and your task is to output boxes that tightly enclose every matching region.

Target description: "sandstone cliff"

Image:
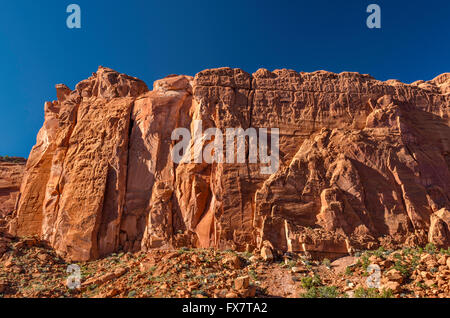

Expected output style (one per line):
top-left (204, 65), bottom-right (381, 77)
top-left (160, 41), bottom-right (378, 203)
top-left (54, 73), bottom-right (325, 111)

top-left (0, 158), bottom-right (25, 223)
top-left (8, 66), bottom-right (450, 261)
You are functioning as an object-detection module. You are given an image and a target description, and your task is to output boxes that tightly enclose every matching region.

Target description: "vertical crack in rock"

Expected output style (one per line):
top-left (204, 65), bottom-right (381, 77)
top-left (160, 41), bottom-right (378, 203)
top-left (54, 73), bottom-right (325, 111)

top-left (118, 100), bottom-right (136, 252)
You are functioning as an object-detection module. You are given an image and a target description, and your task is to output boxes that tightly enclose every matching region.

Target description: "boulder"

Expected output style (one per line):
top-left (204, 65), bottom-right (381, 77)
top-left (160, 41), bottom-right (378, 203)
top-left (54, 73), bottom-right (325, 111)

top-left (234, 275), bottom-right (250, 290)
top-left (428, 208), bottom-right (450, 248)
top-left (261, 246), bottom-right (274, 262)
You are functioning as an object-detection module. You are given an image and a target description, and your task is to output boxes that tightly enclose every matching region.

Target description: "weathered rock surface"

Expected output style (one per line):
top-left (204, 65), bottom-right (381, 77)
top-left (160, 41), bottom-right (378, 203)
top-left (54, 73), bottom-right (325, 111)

top-left (428, 208), bottom-right (450, 248)
top-left (9, 66), bottom-right (450, 261)
top-left (122, 75), bottom-right (193, 252)
top-left (0, 158), bottom-right (26, 227)
top-left (10, 67), bottom-right (148, 260)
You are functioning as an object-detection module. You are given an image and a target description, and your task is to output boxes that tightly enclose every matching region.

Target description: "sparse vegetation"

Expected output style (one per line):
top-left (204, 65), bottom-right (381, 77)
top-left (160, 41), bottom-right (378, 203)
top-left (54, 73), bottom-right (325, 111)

top-left (302, 285), bottom-right (341, 298)
top-left (322, 258), bottom-right (331, 268)
top-left (300, 275), bottom-right (342, 298)
top-left (424, 243), bottom-right (437, 255)
top-left (345, 266), bottom-right (354, 276)
top-left (0, 156), bottom-right (26, 163)
top-left (353, 287), bottom-right (393, 298)
top-left (0, 235), bottom-right (448, 298)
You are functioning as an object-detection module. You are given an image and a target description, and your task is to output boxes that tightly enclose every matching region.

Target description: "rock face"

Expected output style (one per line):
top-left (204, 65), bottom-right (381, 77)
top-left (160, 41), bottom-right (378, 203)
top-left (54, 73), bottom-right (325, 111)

top-left (9, 66), bottom-right (450, 261)
top-left (10, 67), bottom-right (148, 260)
top-left (123, 75), bottom-right (193, 252)
top-left (0, 158), bottom-right (26, 228)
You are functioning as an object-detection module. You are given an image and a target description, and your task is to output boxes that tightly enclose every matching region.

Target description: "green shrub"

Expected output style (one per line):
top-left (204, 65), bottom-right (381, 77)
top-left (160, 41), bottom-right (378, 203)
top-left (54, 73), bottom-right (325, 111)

top-left (249, 269), bottom-right (258, 281)
top-left (373, 247), bottom-right (386, 258)
top-left (353, 287), bottom-right (393, 298)
top-left (440, 248), bottom-right (450, 255)
top-left (345, 266), bottom-right (354, 276)
top-left (299, 274), bottom-right (342, 298)
top-left (358, 254), bottom-right (371, 270)
top-left (282, 259), bottom-right (296, 269)
top-left (425, 243), bottom-right (437, 254)
top-left (301, 275), bottom-right (321, 290)
top-left (301, 286), bottom-right (340, 298)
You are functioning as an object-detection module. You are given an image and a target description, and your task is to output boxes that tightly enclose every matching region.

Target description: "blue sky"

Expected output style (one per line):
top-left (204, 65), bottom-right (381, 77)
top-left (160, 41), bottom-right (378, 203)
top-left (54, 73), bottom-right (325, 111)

top-left (1, 0), bottom-right (449, 157)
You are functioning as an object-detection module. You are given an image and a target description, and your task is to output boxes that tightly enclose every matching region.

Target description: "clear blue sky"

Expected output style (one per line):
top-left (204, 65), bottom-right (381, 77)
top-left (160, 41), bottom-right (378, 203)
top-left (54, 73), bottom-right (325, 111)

top-left (1, 0), bottom-right (449, 158)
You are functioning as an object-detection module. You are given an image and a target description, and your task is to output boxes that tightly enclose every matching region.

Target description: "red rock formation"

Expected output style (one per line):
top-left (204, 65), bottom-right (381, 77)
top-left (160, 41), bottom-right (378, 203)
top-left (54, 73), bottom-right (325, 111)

top-left (0, 158), bottom-right (26, 229)
top-left (9, 66), bottom-right (450, 261)
top-left (10, 67), bottom-right (148, 260)
top-left (123, 75), bottom-right (193, 252)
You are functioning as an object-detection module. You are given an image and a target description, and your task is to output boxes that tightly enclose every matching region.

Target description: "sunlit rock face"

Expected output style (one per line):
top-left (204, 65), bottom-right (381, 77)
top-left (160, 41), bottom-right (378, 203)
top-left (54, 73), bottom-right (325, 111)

top-left (9, 66), bottom-right (450, 261)
top-left (0, 158), bottom-right (26, 231)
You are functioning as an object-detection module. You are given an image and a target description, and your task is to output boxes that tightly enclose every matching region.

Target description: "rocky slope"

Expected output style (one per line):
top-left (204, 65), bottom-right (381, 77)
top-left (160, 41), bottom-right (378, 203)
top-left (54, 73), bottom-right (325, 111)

top-left (7, 66), bottom-right (450, 262)
top-left (0, 235), bottom-right (449, 298)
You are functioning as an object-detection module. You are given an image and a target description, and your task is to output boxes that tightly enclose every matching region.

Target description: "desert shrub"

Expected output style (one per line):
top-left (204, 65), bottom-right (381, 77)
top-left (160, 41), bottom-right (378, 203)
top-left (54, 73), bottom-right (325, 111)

top-left (354, 287), bottom-right (393, 298)
top-left (424, 243), bottom-right (437, 254)
top-left (345, 266), bottom-right (354, 276)
top-left (301, 275), bottom-right (322, 290)
top-left (301, 286), bottom-right (340, 298)
top-left (440, 248), bottom-right (450, 255)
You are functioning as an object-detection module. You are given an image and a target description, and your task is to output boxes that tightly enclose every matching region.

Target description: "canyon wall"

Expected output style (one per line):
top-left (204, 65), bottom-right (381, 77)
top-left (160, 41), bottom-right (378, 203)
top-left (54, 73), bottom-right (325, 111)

top-left (0, 158), bottom-right (26, 231)
top-left (8, 66), bottom-right (450, 261)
